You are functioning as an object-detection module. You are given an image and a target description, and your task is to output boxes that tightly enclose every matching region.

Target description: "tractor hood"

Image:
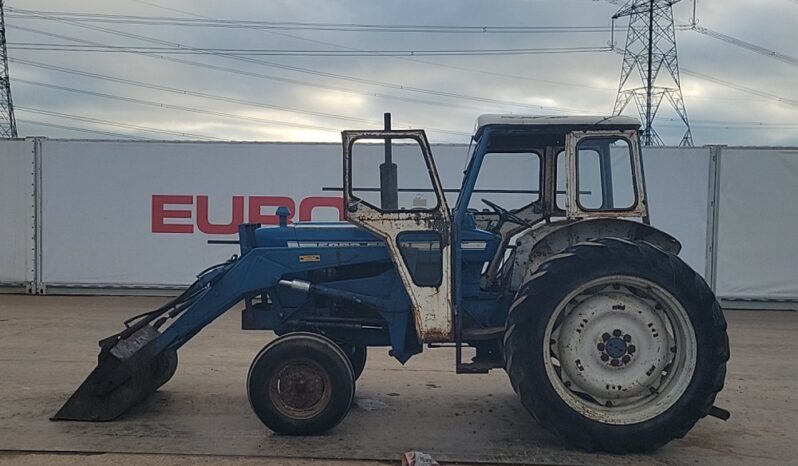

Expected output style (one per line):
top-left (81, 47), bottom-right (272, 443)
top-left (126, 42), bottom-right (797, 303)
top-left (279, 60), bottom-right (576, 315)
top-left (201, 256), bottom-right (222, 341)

top-left (254, 222), bottom-right (383, 248)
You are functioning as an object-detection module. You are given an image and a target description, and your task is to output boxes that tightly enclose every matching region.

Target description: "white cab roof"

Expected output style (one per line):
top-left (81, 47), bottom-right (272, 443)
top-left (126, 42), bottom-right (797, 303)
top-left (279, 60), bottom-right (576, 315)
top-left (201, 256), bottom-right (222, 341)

top-left (476, 114), bottom-right (640, 130)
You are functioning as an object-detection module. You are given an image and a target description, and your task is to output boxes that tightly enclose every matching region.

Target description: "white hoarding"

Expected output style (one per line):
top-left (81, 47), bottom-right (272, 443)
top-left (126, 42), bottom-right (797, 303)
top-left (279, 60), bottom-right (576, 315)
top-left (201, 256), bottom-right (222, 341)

top-left (39, 140), bottom-right (708, 289)
top-left (643, 147), bottom-right (711, 276)
top-left (0, 139), bottom-right (35, 288)
top-left (39, 141), bottom-right (468, 287)
top-left (716, 148), bottom-right (798, 300)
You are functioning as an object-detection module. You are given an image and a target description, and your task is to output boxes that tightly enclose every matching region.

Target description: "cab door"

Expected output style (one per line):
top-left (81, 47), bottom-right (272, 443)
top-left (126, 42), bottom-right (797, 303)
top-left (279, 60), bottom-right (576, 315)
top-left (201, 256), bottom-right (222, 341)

top-left (342, 130), bottom-right (453, 343)
top-left (564, 129), bottom-right (649, 219)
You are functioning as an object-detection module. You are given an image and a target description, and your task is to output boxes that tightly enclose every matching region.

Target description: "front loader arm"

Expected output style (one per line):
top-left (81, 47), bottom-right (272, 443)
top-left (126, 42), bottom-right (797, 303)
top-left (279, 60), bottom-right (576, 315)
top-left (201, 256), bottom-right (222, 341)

top-left (52, 243), bottom-right (393, 422)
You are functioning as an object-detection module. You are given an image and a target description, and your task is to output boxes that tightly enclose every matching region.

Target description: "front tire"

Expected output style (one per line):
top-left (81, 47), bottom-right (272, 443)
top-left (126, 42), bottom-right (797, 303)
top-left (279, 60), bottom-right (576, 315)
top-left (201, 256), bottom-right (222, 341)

top-left (340, 344), bottom-right (367, 381)
top-left (504, 238), bottom-right (728, 452)
top-left (247, 332), bottom-right (355, 435)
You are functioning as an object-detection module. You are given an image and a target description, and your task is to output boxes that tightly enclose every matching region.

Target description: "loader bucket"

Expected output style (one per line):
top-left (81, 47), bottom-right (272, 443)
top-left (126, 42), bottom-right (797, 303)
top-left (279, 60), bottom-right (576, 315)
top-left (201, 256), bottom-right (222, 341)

top-left (52, 326), bottom-right (178, 422)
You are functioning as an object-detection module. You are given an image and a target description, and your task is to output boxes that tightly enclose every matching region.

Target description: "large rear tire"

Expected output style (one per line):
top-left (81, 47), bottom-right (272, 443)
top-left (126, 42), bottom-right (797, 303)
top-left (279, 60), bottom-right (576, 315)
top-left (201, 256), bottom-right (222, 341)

top-left (504, 238), bottom-right (728, 453)
top-left (247, 332), bottom-right (355, 435)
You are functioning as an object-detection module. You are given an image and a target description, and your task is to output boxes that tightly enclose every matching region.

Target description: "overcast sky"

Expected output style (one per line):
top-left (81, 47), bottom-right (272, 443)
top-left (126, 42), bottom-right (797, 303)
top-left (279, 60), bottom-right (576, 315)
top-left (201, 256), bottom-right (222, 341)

top-left (5, 0), bottom-right (798, 145)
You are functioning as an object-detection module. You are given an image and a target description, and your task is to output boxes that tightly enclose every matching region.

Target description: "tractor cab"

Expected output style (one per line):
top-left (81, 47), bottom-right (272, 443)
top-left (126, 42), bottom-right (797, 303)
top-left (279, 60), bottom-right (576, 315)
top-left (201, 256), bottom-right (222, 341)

top-left (342, 114), bottom-right (652, 352)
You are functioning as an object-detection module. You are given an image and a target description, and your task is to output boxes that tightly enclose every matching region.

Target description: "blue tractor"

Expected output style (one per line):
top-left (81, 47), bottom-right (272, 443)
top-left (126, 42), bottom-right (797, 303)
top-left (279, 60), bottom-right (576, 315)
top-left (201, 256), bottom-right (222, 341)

top-left (54, 115), bottom-right (729, 452)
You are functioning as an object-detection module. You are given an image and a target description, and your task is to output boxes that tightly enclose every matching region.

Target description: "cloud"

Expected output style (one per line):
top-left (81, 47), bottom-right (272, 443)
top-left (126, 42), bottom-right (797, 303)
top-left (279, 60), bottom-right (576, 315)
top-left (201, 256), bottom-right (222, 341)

top-left (6, 0), bottom-right (798, 145)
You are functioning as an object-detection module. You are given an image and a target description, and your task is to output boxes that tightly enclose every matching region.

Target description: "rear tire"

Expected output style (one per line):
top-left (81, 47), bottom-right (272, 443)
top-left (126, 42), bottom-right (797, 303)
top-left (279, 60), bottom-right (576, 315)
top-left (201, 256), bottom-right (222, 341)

top-left (247, 332), bottom-right (355, 435)
top-left (504, 238), bottom-right (728, 453)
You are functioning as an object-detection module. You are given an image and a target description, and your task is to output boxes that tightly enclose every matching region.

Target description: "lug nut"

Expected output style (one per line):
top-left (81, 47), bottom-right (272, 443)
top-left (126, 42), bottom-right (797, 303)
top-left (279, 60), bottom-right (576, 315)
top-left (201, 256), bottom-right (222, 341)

top-left (610, 358), bottom-right (620, 367)
top-left (597, 343), bottom-right (605, 351)
top-left (623, 334), bottom-right (632, 342)
top-left (612, 329), bottom-right (622, 337)
top-left (602, 333), bottom-right (610, 341)
top-left (601, 354), bottom-right (610, 362)
top-left (628, 345), bottom-right (636, 354)
top-left (622, 355), bottom-right (631, 364)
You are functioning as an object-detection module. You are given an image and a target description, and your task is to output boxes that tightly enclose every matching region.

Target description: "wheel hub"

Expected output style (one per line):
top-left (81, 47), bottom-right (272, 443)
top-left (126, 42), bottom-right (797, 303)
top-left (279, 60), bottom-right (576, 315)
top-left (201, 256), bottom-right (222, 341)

top-left (554, 290), bottom-right (672, 401)
top-left (543, 275), bottom-right (699, 425)
top-left (269, 359), bottom-right (331, 419)
top-left (598, 330), bottom-right (636, 366)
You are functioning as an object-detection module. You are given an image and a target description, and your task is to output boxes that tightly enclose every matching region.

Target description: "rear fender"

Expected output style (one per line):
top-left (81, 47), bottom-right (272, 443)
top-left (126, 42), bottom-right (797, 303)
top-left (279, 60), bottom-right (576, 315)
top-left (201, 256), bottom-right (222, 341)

top-left (511, 218), bottom-right (681, 290)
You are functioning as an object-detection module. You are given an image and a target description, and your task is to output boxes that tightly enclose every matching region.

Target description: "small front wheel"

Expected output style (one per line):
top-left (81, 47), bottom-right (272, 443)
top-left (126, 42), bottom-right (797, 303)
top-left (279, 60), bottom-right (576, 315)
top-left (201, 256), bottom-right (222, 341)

top-left (150, 350), bottom-right (178, 391)
top-left (340, 344), bottom-right (367, 381)
top-left (247, 332), bottom-right (355, 435)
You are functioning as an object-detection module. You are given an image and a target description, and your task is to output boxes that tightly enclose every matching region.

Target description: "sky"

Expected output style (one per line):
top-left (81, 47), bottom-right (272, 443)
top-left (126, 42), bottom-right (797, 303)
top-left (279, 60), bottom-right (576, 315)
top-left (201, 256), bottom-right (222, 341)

top-left (4, 0), bottom-right (798, 145)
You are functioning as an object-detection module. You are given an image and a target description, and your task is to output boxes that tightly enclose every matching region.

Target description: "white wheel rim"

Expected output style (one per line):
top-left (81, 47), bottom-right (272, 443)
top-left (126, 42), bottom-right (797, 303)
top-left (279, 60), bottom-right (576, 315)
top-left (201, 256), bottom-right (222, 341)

top-left (543, 275), bottom-right (697, 425)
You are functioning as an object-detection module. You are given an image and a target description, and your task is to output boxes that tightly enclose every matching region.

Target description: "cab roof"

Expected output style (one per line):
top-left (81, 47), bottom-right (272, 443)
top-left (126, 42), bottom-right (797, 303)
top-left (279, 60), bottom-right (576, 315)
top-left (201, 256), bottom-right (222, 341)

top-left (475, 114), bottom-right (640, 134)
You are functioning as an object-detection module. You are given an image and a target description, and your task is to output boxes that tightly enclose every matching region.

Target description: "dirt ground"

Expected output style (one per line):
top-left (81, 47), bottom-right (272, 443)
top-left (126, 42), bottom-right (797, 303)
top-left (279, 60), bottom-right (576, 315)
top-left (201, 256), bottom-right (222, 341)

top-left (1, 295), bottom-right (796, 465)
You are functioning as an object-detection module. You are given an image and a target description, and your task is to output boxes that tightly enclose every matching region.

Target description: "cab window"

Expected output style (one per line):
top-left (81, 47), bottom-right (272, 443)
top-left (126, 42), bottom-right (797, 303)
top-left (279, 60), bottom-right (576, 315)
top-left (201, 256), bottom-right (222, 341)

top-left (576, 137), bottom-right (636, 210)
top-left (350, 138), bottom-right (438, 211)
top-left (556, 138), bottom-right (637, 211)
top-left (468, 151), bottom-right (541, 212)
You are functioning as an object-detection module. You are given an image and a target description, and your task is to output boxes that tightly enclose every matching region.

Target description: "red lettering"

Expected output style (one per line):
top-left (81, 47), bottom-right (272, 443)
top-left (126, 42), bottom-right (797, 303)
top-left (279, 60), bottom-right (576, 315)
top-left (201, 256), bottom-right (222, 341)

top-left (299, 196), bottom-right (344, 222)
top-left (152, 195), bottom-right (345, 234)
top-left (152, 195), bottom-right (193, 233)
top-left (196, 195), bottom-right (244, 235)
top-left (248, 196), bottom-right (295, 225)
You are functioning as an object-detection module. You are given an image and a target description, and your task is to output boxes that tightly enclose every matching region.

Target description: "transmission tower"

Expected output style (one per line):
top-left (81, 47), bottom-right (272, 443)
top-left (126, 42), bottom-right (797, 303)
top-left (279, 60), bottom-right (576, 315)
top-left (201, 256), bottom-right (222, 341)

top-left (0, 0), bottom-right (16, 138)
top-left (612, 0), bottom-right (692, 146)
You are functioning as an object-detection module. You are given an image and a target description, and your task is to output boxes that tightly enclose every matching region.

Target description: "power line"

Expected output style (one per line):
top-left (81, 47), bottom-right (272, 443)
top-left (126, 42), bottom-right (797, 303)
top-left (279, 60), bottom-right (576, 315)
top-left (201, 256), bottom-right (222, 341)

top-left (15, 106), bottom-right (224, 140)
top-left (14, 79), bottom-right (340, 132)
top-left (9, 42), bottom-right (612, 57)
top-left (120, 0), bottom-right (795, 113)
top-left (128, 0), bottom-right (619, 94)
top-left (17, 118), bottom-right (150, 138)
top-left (118, 0), bottom-right (622, 102)
top-left (607, 49), bottom-right (798, 109)
top-left (8, 58), bottom-right (470, 137)
top-left (7, 9), bottom-right (615, 34)
top-left (13, 78), bottom-right (473, 137)
top-left (680, 68), bottom-right (798, 107)
top-left (5, 26), bottom-right (495, 116)
top-left (12, 58), bottom-right (790, 132)
top-left (687, 24), bottom-right (798, 68)
top-left (7, 11), bottom-right (596, 114)
top-left (8, 58), bottom-right (383, 125)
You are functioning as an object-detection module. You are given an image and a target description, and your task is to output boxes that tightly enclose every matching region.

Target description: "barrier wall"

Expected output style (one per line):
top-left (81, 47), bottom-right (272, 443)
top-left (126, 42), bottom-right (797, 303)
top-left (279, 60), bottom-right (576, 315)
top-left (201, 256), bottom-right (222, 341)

top-left (1, 138), bottom-right (794, 305)
top-left (0, 139), bottom-right (35, 291)
top-left (643, 147), bottom-right (711, 276)
top-left (38, 141), bottom-right (469, 288)
top-left (715, 147), bottom-right (798, 302)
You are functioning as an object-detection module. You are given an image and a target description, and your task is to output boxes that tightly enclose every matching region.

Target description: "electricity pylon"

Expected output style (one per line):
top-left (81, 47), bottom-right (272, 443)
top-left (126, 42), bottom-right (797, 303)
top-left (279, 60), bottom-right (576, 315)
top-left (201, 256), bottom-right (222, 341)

top-left (613, 0), bottom-right (693, 146)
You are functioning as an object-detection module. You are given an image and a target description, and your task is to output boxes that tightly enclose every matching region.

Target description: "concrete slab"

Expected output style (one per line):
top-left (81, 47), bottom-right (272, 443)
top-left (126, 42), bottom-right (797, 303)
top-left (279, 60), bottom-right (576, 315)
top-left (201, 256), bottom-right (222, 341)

top-left (0, 295), bottom-right (796, 465)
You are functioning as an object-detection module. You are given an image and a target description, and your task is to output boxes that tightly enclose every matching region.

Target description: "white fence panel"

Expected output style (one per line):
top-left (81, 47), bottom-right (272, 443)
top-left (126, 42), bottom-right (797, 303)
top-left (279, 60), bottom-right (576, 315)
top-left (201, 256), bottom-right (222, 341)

top-left (643, 147), bottom-right (711, 276)
top-left (0, 139), bottom-right (35, 289)
top-left (37, 140), bottom-right (711, 290)
top-left (716, 148), bottom-right (798, 301)
top-left (39, 140), bottom-right (468, 288)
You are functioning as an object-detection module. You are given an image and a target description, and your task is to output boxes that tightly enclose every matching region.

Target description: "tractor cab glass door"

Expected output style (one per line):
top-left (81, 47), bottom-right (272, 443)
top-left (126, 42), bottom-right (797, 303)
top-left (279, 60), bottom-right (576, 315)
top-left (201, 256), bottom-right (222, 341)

top-left (342, 130), bottom-right (453, 343)
top-left (564, 130), bottom-right (648, 219)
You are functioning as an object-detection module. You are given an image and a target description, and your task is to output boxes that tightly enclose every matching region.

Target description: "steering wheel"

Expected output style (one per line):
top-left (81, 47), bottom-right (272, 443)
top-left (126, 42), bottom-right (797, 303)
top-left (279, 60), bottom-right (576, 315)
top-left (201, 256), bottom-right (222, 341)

top-left (481, 198), bottom-right (535, 230)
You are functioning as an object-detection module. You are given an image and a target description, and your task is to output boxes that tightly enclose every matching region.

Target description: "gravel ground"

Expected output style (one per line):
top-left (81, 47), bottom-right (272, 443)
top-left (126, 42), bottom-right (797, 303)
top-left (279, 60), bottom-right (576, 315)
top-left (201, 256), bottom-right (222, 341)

top-left (0, 295), bottom-right (796, 465)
